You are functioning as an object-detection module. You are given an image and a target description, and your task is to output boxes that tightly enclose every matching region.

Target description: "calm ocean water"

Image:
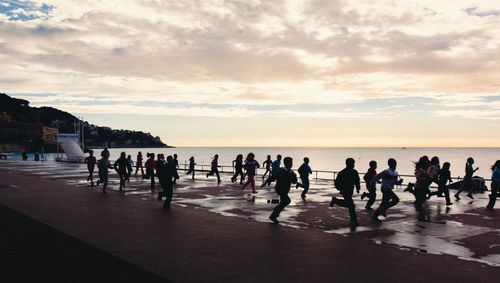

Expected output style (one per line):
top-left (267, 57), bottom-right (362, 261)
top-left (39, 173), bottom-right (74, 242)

top-left (7, 147), bottom-right (500, 179)
top-left (108, 147), bottom-right (498, 179)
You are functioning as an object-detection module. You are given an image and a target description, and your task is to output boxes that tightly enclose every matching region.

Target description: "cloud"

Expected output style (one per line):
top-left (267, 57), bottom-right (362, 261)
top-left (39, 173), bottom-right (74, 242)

top-left (1, 0), bottom-right (500, 121)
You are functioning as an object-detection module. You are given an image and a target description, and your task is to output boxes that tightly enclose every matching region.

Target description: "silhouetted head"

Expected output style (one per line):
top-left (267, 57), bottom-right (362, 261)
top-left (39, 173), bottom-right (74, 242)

top-left (415, 156), bottom-right (430, 170)
top-left (443, 162), bottom-right (451, 171)
top-left (388, 158), bottom-right (397, 169)
top-left (267, 155), bottom-right (271, 159)
top-left (190, 156), bottom-right (194, 161)
top-left (369, 160), bottom-right (377, 169)
top-left (120, 152), bottom-right (126, 159)
top-left (157, 154), bottom-right (163, 160)
top-left (150, 153), bottom-right (155, 159)
top-left (345, 158), bottom-right (355, 169)
top-left (467, 157), bottom-right (474, 164)
top-left (277, 155), bottom-right (282, 160)
top-left (304, 157), bottom-right (309, 164)
top-left (167, 155), bottom-right (173, 163)
top-left (214, 154), bottom-right (219, 159)
top-left (127, 155), bottom-right (131, 159)
top-left (237, 154), bottom-right (243, 160)
top-left (138, 151), bottom-right (142, 155)
top-left (431, 156), bottom-right (440, 166)
top-left (174, 154), bottom-right (178, 159)
top-left (247, 152), bottom-right (255, 161)
top-left (88, 150), bottom-right (94, 156)
top-left (492, 160), bottom-right (500, 171)
top-left (283, 157), bottom-right (293, 169)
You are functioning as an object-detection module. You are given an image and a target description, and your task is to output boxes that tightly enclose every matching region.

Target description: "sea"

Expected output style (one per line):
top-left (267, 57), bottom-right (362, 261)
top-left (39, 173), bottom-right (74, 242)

top-left (6, 147), bottom-right (500, 179)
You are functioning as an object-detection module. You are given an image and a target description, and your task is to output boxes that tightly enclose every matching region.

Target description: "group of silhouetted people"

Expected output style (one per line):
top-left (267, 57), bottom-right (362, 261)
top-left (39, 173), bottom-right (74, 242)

top-left (84, 150), bottom-right (499, 224)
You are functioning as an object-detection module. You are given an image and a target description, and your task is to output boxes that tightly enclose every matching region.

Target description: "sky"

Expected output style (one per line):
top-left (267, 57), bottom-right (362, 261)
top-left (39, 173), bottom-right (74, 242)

top-left (1, 0), bottom-right (499, 147)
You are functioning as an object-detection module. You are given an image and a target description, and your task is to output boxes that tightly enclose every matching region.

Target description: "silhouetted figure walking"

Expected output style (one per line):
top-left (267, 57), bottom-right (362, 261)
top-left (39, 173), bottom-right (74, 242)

top-left (429, 162), bottom-right (453, 206)
top-left (114, 152), bottom-right (128, 192)
top-left (22, 151), bottom-right (28, 161)
top-left (206, 154), bottom-right (221, 183)
top-left (330, 158), bottom-right (361, 226)
top-left (487, 160), bottom-right (500, 210)
top-left (454, 157), bottom-right (479, 200)
top-left (125, 154), bottom-right (133, 183)
top-left (232, 154), bottom-right (244, 184)
top-left (263, 155), bottom-right (282, 186)
top-left (186, 156), bottom-right (196, 179)
top-left (84, 150), bottom-right (97, 186)
top-left (297, 157), bottom-right (312, 199)
top-left (97, 156), bottom-right (113, 193)
top-left (268, 157), bottom-right (297, 224)
top-left (156, 155), bottom-right (175, 209)
top-left (145, 153), bottom-right (157, 190)
top-left (371, 158), bottom-right (403, 222)
top-left (135, 151), bottom-right (144, 178)
top-left (361, 161), bottom-right (377, 209)
top-left (413, 156), bottom-right (432, 212)
top-left (173, 154), bottom-right (180, 184)
top-left (262, 155), bottom-right (272, 180)
top-left (242, 153), bottom-right (260, 193)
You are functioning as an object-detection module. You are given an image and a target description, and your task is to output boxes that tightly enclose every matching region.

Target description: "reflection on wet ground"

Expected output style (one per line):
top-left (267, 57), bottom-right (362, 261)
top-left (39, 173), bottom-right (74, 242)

top-left (1, 160), bottom-right (499, 267)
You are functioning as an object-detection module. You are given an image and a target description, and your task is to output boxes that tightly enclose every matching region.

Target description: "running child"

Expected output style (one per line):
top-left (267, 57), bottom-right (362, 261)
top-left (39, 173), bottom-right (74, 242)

top-left (371, 158), bottom-right (403, 222)
top-left (242, 152), bottom-right (260, 193)
top-left (84, 150), bottom-right (97, 186)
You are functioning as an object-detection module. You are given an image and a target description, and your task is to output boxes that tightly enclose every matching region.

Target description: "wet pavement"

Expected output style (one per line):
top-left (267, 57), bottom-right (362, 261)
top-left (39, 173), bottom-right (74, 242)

top-left (1, 160), bottom-right (499, 268)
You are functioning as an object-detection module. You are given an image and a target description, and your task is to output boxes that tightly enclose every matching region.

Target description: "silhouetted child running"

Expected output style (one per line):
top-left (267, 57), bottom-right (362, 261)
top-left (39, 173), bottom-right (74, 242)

top-left (262, 155), bottom-right (282, 187)
top-left (242, 152), bottom-right (260, 193)
top-left (454, 157), bottom-right (479, 200)
top-left (84, 150), bottom-right (97, 186)
top-left (145, 153), bottom-right (157, 190)
top-left (262, 155), bottom-right (272, 180)
top-left (361, 160), bottom-right (377, 209)
top-left (186, 156), bottom-right (196, 179)
top-left (206, 154), bottom-right (221, 183)
top-left (232, 154), bottom-right (244, 184)
top-left (296, 157), bottom-right (312, 199)
top-left (486, 160), bottom-right (500, 210)
top-left (125, 154), bottom-right (133, 183)
top-left (135, 151), bottom-right (145, 178)
top-left (429, 161), bottom-right (453, 206)
top-left (97, 156), bottom-right (113, 193)
top-left (427, 156), bottom-right (440, 199)
top-left (268, 157), bottom-right (297, 224)
top-left (156, 155), bottom-right (176, 209)
top-left (114, 152), bottom-right (128, 192)
top-left (330, 158), bottom-right (361, 227)
top-left (371, 158), bottom-right (403, 222)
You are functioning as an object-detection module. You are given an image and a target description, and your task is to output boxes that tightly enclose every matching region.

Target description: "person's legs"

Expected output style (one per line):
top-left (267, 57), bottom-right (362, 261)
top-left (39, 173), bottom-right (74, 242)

top-left (487, 183), bottom-right (499, 209)
top-left (365, 184), bottom-right (376, 209)
top-left (249, 175), bottom-right (256, 192)
top-left (385, 190), bottom-right (399, 210)
top-left (270, 194), bottom-right (291, 221)
top-left (215, 169), bottom-right (221, 183)
top-left (163, 182), bottom-right (173, 209)
top-left (301, 177), bottom-right (309, 198)
top-left (373, 190), bottom-right (390, 218)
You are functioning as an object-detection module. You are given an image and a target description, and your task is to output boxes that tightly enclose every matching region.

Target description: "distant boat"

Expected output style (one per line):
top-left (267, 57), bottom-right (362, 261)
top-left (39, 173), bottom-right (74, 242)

top-left (402, 147), bottom-right (407, 149)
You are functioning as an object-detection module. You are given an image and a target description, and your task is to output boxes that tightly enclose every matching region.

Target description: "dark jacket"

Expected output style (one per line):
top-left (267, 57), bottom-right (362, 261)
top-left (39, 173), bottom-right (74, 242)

top-left (268, 168), bottom-right (297, 196)
top-left (335, 168), bottom-right (361, 193)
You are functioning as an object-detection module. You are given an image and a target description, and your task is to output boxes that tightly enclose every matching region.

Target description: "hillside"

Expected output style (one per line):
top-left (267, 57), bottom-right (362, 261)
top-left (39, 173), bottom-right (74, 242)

top-left (0, 93), bottom-right (170, 150)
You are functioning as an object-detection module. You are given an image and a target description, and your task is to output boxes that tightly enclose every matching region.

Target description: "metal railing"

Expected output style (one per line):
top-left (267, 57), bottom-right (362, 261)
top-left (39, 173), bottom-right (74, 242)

top-left (179, 163), bottom-right (492, 185)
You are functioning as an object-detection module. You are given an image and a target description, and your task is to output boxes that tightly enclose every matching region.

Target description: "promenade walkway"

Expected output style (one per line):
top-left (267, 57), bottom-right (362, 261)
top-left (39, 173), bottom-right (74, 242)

top-left (0, 160), bottom-right (499, 282)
